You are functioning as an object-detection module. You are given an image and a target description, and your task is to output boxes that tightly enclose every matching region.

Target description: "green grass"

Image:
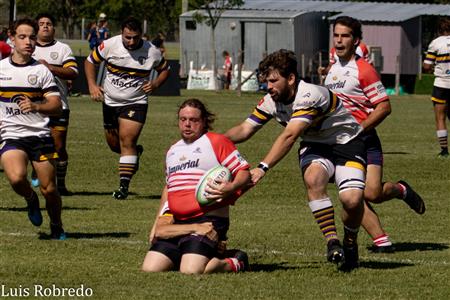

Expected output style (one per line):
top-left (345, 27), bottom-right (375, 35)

top-left (1, 91), bottom-right (449, 299)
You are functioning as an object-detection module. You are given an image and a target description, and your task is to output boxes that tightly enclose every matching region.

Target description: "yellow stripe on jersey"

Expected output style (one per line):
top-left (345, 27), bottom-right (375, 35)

top-left (91, 49), bottom-right (103, 63)
top-left (436, 56), bottom-right (450, 62)
top-left (329, 93), bottom-right (338, 113)
top-left (291, 108), bottom-right (319, 118)
top-left (252, 109), bottom-right (269, 121)
top-left (344, 161), bottom-right (365, 171)
top-left (106, 64), bottom-right (150, 78)
top-left (0, 91), bottom-right (43, 99)
top-left (425, 53), bottom-right (436, 60)
top-left (63, 61), bottom-right (78, 69)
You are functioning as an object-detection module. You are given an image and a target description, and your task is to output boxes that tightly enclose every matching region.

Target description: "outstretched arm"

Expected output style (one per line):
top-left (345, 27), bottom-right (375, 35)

top-left (224, 121), bottom-right (260, 144)
top-left (251, 120), bottom-right (309, 184)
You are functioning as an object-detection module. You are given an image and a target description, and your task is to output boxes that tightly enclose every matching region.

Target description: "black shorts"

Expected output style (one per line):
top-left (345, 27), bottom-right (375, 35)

top-left (299, 136), bottom-right (367, 169)
top-left (431, 86), bottom-right (450, 105)
top-left (102, 103), bottom-right (148, 130)
top-left (0, 136), bottom-right (58, 162)
top-left (48, 109), bottom-right (70, 131)
top-left (360, 129), bottom-right (383, 166)
top-left (149, 215), bottom-right (230, 267)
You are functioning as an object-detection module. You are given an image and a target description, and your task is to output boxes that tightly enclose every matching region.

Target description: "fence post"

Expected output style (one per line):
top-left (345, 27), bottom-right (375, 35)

top-left (395, 55), bottom-right (400, 95)
top-left (319, 51), bottom-right (323, 85)
top-left (301, 54), bottom-right (305, 79)
top-left (236, 49), bottom-right (243, 97)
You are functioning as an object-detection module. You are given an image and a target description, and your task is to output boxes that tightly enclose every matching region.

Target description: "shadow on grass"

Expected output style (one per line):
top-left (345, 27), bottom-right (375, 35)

top-left (38, 231), bottom-right (131, 240)
top-left (249, 262), bottom-right (302, 272)
top-left (135, 194), bottom-right (161, 200)
top-left (391, 242), bottom-right (449, 252)
top-left (383, 151), bottom-right (409, 155)
top-left (360, 260), bottom-right (414, 269)
top-left (0, 206), bottom-right (94, 212)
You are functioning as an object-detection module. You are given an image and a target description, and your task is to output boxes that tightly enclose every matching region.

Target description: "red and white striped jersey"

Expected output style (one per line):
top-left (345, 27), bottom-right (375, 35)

top-left (165, 132), bottom-right (249, 220)
top-left (329, 42), bottom-right (370, 65)
top-left (324, 56), bottom-right (388, 123)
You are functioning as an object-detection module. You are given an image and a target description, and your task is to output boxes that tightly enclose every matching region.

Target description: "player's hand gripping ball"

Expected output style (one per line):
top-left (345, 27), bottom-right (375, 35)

top-left (195, 165), bottom-right (231, 206)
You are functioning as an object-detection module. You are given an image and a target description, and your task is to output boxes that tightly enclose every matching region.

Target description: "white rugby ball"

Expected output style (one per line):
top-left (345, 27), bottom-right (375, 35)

top-left (195, 165), bottom-right (231, 206)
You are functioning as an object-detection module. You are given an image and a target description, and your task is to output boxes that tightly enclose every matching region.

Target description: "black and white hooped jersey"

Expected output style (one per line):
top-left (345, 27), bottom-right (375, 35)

top-left (33, 40), bottom-right (78, 110)
top-left (246, 80), bottom-right (362, 145)
top-left (0, 58), bottom-right (60, 139)
top-left (87, 35), bottom-right (167, 106)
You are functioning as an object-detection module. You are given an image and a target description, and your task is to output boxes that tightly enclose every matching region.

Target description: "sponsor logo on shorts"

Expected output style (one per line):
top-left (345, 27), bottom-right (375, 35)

top-left (127, 110), bottom-right (135, 118)
top-left (0, 141), bottom-right (5, 150)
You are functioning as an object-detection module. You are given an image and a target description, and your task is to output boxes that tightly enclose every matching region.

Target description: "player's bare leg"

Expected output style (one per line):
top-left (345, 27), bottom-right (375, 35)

top-left (1, 150), bottom-right (43, 227)
top-left (112, 118), bottom-right (144, 200)
top-left (141, 251), bottom-right (174, 272)
top-left (51, 126), bottom-right (71, 195)
top-left (434, 103), bottom-right (448, 157)
top-left (33, 160), bottom-right (65, 240)
top-left (303, 163), bottom-right (343, 265)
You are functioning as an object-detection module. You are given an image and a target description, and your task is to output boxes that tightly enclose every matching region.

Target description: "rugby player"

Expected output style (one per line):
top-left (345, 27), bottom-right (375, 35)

top-left (225, 49), bottom-right (366, 271)
top-left (325, 16), bottom-right (425, 252)
top-left (0, 18), bottom-right (65, 240)
top-left (33, 13), bottom-right (78, 195)
top-left (142, 99), bottom-right (250, 274)
top-left (85, 17), bottom-right (169, 199)
top-left (423, 17), bottom-right (450, 157)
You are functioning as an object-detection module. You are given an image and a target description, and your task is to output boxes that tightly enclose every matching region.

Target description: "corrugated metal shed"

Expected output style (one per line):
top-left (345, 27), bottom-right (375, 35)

top-left (239, 0), bottom-right (450, 22)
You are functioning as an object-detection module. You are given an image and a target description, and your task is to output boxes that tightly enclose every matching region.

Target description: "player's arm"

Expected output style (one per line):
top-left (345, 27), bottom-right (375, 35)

top-left (17, 94), bottom-right (62, 116)
top-left (251, 120), bottom-right (309, 184)
top-left (225, 121), bottom-right (260, 144)
top-left (142, 58), bottom-right (170, 94)
top-left (155, 218), bottom-right (218, 241)
top-left (205, 169), bottom-right (251, 201)
top-left (84, 59), bottom-right (104, 102)
top-left (38, 60), bottom-right (78, 80)
top-left (361, 100), bottom-right (391, 132)
top-left (422, 61), bottom-right (433, 73)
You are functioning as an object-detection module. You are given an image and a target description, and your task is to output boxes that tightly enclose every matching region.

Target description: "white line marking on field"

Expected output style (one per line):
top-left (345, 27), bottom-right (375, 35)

top-left (0, 231), bottom-right (448, 266)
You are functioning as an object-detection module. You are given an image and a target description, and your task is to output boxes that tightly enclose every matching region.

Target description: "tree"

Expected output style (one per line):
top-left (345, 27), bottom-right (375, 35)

top-left (192, 0), bottom-right (244, 90)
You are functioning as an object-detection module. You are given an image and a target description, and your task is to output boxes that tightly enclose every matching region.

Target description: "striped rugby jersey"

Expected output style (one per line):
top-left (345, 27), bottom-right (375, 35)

top-left (424, 35), bottom-right (450, 89)
top-left (33, 40), bottom-right (78, 110)
top-left (246, 80), bottom-right (362, 145)
top-left (87, 35), bottom-right (167, 106)
top-left (324, 56), bottom-right (388, 124)
top-left (0, 58), bottom-right (60, 140)
top-left (329, 42), bottom-right (370, 65)
top-left (165, 132), bottom-right (249, 220)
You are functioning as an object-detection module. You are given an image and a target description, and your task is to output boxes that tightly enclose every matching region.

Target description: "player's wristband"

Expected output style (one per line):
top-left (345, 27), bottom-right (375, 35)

top-left (257, 162), bottom-right (269, 173)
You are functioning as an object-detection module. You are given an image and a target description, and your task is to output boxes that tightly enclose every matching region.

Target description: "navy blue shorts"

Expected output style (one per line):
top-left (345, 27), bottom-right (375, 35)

top-left (149, 215), bottom-right (229, 267)
top-left (431, 86), bottom-right (450, 105)
top-left (360, 129), bottom-right (383, 166)
top-left (0, 136), bottom-right (58, 162)
top-left (102, 103), bottom-right (148, 130)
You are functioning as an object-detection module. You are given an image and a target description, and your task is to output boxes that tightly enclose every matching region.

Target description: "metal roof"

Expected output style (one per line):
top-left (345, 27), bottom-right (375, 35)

top-left (238, 0), bottom-right (450, 22)
top-left (180, 9), bottom-right (306, 19)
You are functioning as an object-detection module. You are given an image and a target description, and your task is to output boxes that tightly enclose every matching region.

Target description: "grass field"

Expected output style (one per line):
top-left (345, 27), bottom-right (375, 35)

top-left (1, 91), bottom-right (449, 299)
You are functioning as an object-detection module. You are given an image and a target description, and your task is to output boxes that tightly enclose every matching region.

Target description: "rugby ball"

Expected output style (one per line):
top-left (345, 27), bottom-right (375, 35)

top-left (195, 165), bottom-right (231, 206)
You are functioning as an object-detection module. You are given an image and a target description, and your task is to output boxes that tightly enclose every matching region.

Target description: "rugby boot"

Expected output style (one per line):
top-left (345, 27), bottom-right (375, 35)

top-left (438, 148), bottom-right (449, 157)
top-left (339, 243), bottom-right (359, 272)
top-left (113, 185), bottom-right (129, 200)
top-left (369, 244), bottom-right (395, 253)
top-left (233, 250), bottom-right (249, 272)
top-left (50, 223), bottom-right (66, 240)
top-left (399, 181), bottom-right (425, 214)
top-left (327, 239), bottom-right (344, 268)
top-left (26, 191), bottom-right (42, 226)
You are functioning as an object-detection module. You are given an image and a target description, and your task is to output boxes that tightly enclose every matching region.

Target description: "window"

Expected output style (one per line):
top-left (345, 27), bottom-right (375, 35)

top-left (186, 20), bottom-right (196, 30)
